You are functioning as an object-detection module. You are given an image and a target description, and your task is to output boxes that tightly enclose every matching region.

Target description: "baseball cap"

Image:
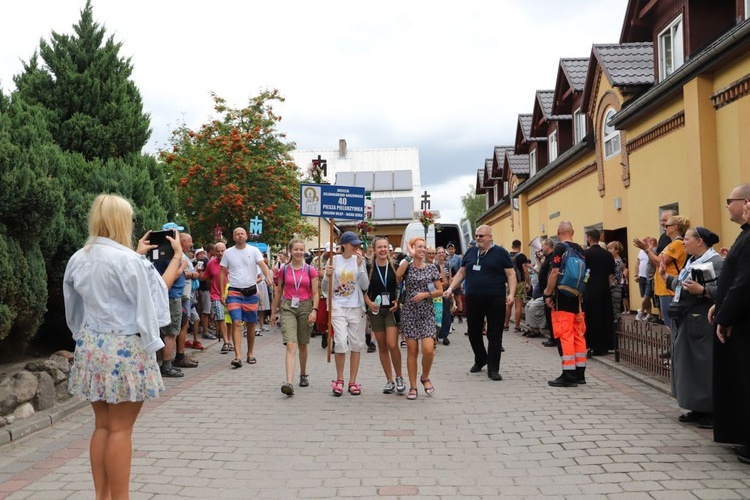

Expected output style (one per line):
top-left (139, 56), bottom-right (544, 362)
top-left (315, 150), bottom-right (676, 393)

top-left (195, 248), bottom-right (206, 255)
top-left (339, 231), bottom-right (362, 246)
top-left (162, 222), bottom-right (185, 231)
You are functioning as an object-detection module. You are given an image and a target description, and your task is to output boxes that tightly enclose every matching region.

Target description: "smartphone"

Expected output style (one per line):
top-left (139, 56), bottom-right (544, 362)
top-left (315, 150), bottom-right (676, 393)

top-left (147, 229), bottom-right (175, 261)
top-left (148, 229), bottom-right (175, 245)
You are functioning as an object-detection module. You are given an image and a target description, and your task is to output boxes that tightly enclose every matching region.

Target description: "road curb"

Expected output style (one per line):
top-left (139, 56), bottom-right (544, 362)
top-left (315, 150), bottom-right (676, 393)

top-left (1, 397), bottom-right (88, 446)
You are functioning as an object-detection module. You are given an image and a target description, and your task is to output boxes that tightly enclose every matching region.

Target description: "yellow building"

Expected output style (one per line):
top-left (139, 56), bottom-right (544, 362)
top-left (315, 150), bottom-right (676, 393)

top-left (477, 0), bottom-right (750, 305)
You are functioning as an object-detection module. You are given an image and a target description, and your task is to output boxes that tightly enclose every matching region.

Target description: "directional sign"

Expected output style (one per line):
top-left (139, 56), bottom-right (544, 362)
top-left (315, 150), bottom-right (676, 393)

top-left (300, 183), bottom-right (365, 221)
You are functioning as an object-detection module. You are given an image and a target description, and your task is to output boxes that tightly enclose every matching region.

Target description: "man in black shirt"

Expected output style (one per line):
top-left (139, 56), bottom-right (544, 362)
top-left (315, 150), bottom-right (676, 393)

top-left (711, 184), bottom-right (750, 464)
top-left (524, 238), bottom-right (554, 339)
top-left (543, 221), bottom-right (588, 387)
top-left (583, 229), bottom-right (615, 356)
top-left (505, 240), bottom-right (530, 332)
top-left (445, 225), bottom-right (516, 380)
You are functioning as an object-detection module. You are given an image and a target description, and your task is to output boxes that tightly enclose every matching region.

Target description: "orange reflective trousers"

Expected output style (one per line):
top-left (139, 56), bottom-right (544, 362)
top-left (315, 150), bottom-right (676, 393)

top-left (551, 310), bottom-right (587, 371)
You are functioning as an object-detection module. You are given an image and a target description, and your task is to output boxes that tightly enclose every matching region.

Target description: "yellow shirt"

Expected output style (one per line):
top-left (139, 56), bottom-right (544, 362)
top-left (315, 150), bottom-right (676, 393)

top-left (653, 239), bottom-right (687, 296)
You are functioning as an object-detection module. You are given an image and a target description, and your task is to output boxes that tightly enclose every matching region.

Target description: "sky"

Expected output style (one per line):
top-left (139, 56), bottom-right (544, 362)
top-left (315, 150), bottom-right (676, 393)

top-left (1, 0), bottom-right (630, 223)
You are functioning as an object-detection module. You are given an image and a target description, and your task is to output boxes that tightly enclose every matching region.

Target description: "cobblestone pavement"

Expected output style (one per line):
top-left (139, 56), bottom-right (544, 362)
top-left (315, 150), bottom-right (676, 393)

top-left (1, 321), bottom-right (749, 499)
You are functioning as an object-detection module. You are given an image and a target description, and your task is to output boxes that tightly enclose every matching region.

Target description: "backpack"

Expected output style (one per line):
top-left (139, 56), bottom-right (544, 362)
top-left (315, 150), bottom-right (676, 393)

top-left (557, 243), bottom-right (588, 298)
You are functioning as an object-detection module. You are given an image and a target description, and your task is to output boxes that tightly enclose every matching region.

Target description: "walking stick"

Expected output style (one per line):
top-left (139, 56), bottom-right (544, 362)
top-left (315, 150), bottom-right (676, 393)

top-left (327, 218), bottom-right (334, 363)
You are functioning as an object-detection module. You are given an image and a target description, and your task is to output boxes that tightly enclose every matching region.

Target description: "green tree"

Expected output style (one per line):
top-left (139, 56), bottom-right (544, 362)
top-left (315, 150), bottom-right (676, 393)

top-left (163, 91), bottom-right (315, 246)
top-left (0, 93), bottom-right (65, 356)
top-left (460, 184), bottom-right (487, 234)
top-left (4, 2), bottom-right (176, 353)
top-left (13, 0), bottom-right (150, 161)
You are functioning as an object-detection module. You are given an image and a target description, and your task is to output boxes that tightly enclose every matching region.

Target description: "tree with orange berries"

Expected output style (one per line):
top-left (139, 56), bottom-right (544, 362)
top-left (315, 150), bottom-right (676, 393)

top-left (163, 90), bottom-right (315, 245)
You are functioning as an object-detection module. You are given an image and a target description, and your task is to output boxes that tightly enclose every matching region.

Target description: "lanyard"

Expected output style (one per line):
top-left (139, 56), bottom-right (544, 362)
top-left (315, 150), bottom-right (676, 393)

top-left (476, 243), bottom-right (495, 267)
top-left (290, 265), bottom-right (304, 293)
top-left (376, 263), bottom-right (388, 289)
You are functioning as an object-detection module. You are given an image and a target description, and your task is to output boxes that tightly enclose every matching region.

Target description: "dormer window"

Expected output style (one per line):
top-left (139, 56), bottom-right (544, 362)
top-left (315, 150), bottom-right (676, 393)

top-left (512, 181), bottom-right (519, 210)
top-left (573, 108), bottom-right (586, 144)
top-left (529, 149), bottom-right (537, 176)
top-left (493, 183), bottom-right (499, 205)
top-left (746, 0), bottom-right (749, 19)
top-left (503, 180), bottom-right (509, 198)
top-left (658, 15), bottom-right (684, 81)
top-left (548, 131), bottom-right (558, 163)
top-left (603, 108), bottom-right (621, 159)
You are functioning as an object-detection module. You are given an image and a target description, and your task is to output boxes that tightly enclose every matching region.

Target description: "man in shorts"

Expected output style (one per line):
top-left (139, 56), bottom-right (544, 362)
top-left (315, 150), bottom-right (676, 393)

top-left (220, 227), bottom-right (273, 368)
top-left (154, 222), bottom-right (189, 378)
top-left (505, 239), bottom-right (530, 332)
top-left (203, 242), bottom-right (229, 352)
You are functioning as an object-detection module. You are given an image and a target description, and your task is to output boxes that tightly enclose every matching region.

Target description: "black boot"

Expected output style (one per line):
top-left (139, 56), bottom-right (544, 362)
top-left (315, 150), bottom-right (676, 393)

top-left (321, 333), bottom-right (328, 349)
top-left (548, 371), bottom-right (578, 387)
top-left (575, 366), bottom-right (586, 385)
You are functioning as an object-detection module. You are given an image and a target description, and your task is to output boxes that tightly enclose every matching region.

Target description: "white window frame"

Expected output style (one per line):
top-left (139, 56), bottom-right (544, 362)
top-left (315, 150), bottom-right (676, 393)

top-left (658, 15), bottom-right (684, 81)
top-left (548, 131), bottom-right (558, 163)
top-left (493, 183), bottom-right (499, 205)
top-left (746, 0), bottom-right (750, 19)
top-left (573, 108), bottom-right (586, 144)
top-left (529, 149), bottom-right (537, 177)
top-left (503, 180), bottom-right (509, 198)
top-left (603, 108), bottom-right (621, 159)
top-left (512, 181), bottom-right (519, 210)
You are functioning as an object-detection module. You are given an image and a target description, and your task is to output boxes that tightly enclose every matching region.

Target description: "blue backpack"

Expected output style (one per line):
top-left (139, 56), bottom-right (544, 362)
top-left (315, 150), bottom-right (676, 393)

top-left (557, 243), bottom-right (587, 298)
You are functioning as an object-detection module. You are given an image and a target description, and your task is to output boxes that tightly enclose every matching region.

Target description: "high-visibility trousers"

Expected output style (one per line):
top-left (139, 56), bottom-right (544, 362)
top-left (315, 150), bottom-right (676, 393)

top-left (551, 310), bottom-right (587, 371)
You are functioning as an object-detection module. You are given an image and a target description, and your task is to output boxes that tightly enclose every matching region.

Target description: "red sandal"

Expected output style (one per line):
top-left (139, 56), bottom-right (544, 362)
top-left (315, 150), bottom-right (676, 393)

top-left (331, 379), bottom-right (344, 397)
top-left (348, 382), bottom-right (362, 396)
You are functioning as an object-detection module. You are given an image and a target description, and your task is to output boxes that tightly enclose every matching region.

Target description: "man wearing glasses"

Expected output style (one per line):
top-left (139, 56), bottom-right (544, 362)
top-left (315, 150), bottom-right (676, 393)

top-left (444, 225), bottom-right (516, 380)
top-left (710, 184), bottom-right (750, 464)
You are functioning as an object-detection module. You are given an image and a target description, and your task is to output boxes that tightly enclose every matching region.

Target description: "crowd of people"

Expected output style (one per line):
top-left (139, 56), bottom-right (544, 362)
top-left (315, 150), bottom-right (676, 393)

top-left (61, 184), bottom-right (750, 497)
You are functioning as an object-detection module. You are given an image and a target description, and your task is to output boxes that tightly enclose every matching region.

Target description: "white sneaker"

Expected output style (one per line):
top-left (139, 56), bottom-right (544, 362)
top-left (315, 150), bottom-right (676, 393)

top-left (262, 326), bottom-right (270, 332)
top-left (635, 311), bottom-right (644, 321)
top-left (395, 377), bottom-right (406, 394)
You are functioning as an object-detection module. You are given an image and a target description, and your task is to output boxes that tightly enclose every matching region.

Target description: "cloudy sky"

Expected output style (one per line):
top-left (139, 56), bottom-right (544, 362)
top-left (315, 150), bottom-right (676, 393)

top-left (1, 0), bottom-right (629, 222)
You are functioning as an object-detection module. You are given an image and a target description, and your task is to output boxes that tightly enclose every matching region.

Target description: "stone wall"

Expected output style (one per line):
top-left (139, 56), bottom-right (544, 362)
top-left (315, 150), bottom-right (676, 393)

top-left (0, 351), bottom-right (74, 428)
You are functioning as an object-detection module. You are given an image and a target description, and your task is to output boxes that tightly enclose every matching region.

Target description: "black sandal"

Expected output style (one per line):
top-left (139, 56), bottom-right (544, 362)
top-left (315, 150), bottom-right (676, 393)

top-left (230, 358), bottom-right (242, 368)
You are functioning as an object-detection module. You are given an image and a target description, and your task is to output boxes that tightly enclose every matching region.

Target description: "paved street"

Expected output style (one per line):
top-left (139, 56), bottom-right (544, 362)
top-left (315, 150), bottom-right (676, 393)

top-left (1, 322), bottom-right (749, 500)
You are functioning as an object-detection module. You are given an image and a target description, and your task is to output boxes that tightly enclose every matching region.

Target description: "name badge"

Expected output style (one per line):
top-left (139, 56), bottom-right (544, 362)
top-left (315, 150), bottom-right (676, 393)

top-left (380, 293), bottom-right (390, 306)
top-left (291, 296), bottom-right (300, 308)
top-left (473, 264), bottom-right (481, 271)
top-left (673, 285), bottom-right (681, 303)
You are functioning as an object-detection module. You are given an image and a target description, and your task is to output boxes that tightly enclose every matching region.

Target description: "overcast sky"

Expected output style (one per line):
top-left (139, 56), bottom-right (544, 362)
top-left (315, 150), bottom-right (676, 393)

top-left (1, 0), bottom-right (629, 223)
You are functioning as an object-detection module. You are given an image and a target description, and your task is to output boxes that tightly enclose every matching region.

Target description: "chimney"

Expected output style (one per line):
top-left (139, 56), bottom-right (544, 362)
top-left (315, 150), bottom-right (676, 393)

top-left (338, 139), bottom-right (347, 158)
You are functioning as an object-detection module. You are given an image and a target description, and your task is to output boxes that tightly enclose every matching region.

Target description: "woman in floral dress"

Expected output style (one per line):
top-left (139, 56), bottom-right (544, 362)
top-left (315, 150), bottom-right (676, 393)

top-left (396, 237), bottom-right (444, 400)
top-left (64, 194), bottom-right (184, 499)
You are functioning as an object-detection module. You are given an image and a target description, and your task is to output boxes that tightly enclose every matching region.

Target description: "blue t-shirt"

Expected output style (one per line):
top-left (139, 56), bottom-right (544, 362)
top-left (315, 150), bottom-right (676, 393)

top-left (154, 258), bottom-right (186, 299)
top-left (461, 244), bottom-right (513, 297)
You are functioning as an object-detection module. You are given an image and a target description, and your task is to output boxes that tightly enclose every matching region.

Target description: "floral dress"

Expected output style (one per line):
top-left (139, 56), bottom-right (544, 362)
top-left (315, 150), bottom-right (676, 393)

top-left (400, 264), bottom-right (441, 340)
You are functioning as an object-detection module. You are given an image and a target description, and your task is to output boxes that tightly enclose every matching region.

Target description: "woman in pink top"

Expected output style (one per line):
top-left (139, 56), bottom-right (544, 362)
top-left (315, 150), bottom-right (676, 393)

top-left (271, 238), bottom-right (319, 396)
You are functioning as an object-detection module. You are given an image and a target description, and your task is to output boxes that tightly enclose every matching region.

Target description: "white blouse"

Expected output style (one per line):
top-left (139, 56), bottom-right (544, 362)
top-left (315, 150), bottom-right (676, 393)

top-left (63, 237), bottom-right (169, 354)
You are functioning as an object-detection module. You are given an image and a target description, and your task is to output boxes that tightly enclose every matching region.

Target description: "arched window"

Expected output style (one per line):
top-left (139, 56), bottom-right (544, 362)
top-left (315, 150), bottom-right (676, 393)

top-left (603, 108), bottom-right (620, 158)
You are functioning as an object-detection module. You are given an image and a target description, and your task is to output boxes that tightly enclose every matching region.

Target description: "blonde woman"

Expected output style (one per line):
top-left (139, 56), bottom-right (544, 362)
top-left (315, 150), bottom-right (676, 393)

top-left (365, 237), bottom-right (404, 394)
top-left (64, 194), bottom-right (183, 500)
top-left (396, 237), bottom-right (443, 400)
top-left (271, 239), bottom-right (319, 396)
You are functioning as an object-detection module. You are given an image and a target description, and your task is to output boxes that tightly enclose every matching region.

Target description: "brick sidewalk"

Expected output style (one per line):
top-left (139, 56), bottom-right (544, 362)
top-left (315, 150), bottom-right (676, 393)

top-left (1, 322), bottom-right (748, 499)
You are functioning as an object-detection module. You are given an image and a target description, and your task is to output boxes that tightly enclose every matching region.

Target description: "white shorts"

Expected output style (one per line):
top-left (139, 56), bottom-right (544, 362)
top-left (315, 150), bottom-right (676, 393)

top-left (330, 306), bottom-right (367, 354)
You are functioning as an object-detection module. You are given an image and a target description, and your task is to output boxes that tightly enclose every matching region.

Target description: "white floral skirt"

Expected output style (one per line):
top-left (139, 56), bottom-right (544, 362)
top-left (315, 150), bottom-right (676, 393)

top-left (68, 329), bottom-right (164, 403)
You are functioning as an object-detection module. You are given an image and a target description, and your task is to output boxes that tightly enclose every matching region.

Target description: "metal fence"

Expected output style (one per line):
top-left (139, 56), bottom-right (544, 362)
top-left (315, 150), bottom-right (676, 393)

top-left (616, 315), bottom-right (672, 382)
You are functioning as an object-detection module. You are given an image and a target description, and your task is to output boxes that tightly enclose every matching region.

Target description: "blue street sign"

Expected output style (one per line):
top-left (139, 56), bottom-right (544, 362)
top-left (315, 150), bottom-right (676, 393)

top-left (300, 183), bottom-right (366, 221)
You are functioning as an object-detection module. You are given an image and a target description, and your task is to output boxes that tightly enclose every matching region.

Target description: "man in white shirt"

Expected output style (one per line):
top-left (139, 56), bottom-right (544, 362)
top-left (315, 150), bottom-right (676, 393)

top-left (220, 227), bottom-right (273, 368)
